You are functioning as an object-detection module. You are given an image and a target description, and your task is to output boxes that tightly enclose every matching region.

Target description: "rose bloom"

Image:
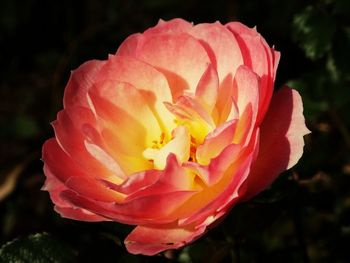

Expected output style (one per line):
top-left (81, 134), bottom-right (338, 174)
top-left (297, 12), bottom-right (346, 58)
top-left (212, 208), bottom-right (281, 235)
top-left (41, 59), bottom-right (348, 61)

top-left (42, 19), bottom-right (309, 255)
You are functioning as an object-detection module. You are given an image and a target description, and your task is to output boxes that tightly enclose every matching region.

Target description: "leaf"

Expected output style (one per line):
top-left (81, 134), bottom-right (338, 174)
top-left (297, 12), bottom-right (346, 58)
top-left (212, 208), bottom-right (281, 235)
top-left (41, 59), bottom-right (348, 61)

top-left (0, 233), bottom-right (76, 263)
top-left (292, 5), bottom-right (336, 60)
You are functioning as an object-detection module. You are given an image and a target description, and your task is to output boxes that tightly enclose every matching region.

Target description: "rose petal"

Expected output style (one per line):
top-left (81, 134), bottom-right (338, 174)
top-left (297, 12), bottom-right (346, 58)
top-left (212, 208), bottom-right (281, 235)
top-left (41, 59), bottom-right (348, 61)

top-left (61, 189), bottom-right (196, 224)
top-left (143, 126), bottom-right (190, 169)
top-left (89, 80), bottom-right (162, 148)
top-left (232, 65), bottom-right (260, 145)
top-left (97, 55), bottom-right (175, 136)
top-left (125, 224), bottom-right (206, 256)
top-left (189, 22), bottom-right (243, 84)
top-left (43, 139), bottom-right (125, 203)
top-left (196, 119), bottom-right (237, 165)
top-left (64, 60), bottom-right (106, 108)
top-left (226, 22), bottom-right (279, 125)
top-left (164, 95), bottom-right (215, 143)
top-left (195, 64), bottom-right (219, 114)
top-left (145, 18), bottom-right (193, 35)
top-left (100, 169), bottom-right (162, 195)
top-left (89, 88), bottom-right (157, 174)
top-left (52, 107), bottom-right (124, 183)
top-left (126, 33), bottom-right (211, 99)
top-left (43, 162), bottom-right (110, 222)
top-left (179, 129), bottom-right (259, 226)
top-left (54, 206), bottom-right (110, 222)
top-left (241, 87), bottom-right (310, 200)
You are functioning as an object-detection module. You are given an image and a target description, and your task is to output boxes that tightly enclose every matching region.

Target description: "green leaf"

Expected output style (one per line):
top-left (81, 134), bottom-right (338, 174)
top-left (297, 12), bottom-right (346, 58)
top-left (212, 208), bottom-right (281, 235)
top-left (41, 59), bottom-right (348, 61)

top-left (13, 115), bottom-right (39, 139)
top-left (0, 233), bottom-right (76, 263)
top-left (292, 5), bottom-right (336, 60)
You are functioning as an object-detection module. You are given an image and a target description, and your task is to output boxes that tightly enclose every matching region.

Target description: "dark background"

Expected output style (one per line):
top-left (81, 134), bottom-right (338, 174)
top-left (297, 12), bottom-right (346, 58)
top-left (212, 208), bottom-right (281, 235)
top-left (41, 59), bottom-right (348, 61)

top-left (0, 0), bottom-right (349, 262)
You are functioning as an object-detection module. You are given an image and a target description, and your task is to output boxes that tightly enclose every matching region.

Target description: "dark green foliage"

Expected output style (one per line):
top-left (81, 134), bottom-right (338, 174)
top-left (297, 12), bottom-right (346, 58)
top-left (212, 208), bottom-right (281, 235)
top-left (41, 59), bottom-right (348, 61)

top-left (0, 233), bottom-right (76, 263)
top-left (293, 5), bottom-right (336, 60)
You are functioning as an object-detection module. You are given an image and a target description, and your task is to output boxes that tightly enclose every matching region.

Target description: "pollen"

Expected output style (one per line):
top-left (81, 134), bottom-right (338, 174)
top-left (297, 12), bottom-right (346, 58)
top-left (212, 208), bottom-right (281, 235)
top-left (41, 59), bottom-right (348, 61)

top-left (189, 136), bottom-right (197, 162)
top-left (151, 132), bottom-right (166, 149)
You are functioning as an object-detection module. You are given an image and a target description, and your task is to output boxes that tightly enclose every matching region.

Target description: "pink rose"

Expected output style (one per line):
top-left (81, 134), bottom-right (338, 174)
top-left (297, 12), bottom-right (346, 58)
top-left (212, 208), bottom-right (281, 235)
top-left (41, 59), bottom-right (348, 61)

top-left (42, 18), bottom-right (309, 255)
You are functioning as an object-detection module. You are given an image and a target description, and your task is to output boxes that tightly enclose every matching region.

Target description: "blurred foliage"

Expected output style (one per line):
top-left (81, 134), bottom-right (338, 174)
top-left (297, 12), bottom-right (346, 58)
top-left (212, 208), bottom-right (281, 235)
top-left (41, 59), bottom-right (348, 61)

top-left (0, 0), bottom-right (349, 262)
top-left (0, 233), bottom-right (76, 263)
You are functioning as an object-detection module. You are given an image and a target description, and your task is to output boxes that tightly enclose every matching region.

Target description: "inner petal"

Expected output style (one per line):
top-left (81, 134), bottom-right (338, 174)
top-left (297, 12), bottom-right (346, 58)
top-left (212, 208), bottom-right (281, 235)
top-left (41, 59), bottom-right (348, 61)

top-left (164, 95), bottom-right (215, 144)
top-left (143, 126), bottom-right (190, 170)
top-left (89, 81), bottom-right (166, 175)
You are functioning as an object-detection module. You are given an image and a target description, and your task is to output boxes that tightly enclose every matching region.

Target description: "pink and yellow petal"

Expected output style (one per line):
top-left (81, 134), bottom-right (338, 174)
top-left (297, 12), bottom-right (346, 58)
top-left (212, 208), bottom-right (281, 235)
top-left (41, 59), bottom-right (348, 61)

top-left (98, 55), bottom-right (175, 137)
top-left (143, 126), bottom-right (190, 169)
top-left (231, 66), bottom-right (260, 145)
top-left (43, 140), bottom-right (124, 203)
top-left (89, 81), bottom-right (162, 148)
top-left (179, 129), bottom-right (259, 226)
top-left (196, 119), bottom-right (237, 165)
top-left (195, 64), bottom-right (219, 114)
top-left (127, 154), bottom-right (197, 201)
top-left (52, 108), bottom-right (124, 183)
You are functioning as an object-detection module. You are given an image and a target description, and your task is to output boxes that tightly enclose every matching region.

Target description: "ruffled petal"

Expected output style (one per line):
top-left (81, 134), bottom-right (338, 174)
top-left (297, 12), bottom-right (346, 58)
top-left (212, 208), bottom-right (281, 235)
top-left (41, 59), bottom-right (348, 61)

top-left (196, 119), bottom-right (237, 165)
top-left (143, 126), bottom-right (190, 170)
top-left (226, 22), bottom-right (278, 125)
top-left (52, 107), bottom-right (124, 183)
top-left (189, 22), bottom-right (243, 84)
top-left (42, 161), bottom-right (110, 222)
top-left (241, 87), bottom-right (310, 200)
top-left (123, 33), bottom-right (211, 99)
top-left (164, 95), bottom-right (215, 143)
top-left (64, 60), bottom-right (106, 108)
top-left (195, 64), bottom-right (219, 114)
top-left (43, 139), bottom-right (125, 203)
top-left (54, 206), bottom-right (110, 222)
top-left (60, 189), bottom-right (196, 224)
top-left (145, 18), bottom-right (193, 35)
top-left (232, 65), bottom-right (260, 145)
top-left (97, 55), bottom-right (175, 136)
top-left (179, 130), bottom-right (259, 226)
top-left (125, 224), bottom-right (206, 256)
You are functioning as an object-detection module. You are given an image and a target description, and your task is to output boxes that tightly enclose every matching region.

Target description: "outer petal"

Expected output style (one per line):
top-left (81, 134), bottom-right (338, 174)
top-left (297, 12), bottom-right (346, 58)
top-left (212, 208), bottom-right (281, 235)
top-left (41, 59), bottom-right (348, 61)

top-left (60, 189), bottom-right (195, 224)
top-left (63, 60), bottom-right (106, 108)
top-left (43, 139), bottom-right (125, 203)
top-left (54, 206), bottom-right (110, 222)
top-left (125, 224), bottom-right (206, 256)
top-left (189, 22), bottom-right (243, 84)
top-left (42, 163), bottom-right (110, 222)
top-left (117, 18), bottom-right (193, 58)
top-left (226, 22), bottom-right (278, 125)
top-left (52, 107), bottom-right (124, 183)
top-left (232, 65), bottom-right (260, 145)
top-left (241, 87), bottom-right (310, 200)
top-left (145, 18), bottom-right (193, 35)
top-left (126, 33), bottom-right (211, 99)
top-left (97, 55), bottom-right (175, 137)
